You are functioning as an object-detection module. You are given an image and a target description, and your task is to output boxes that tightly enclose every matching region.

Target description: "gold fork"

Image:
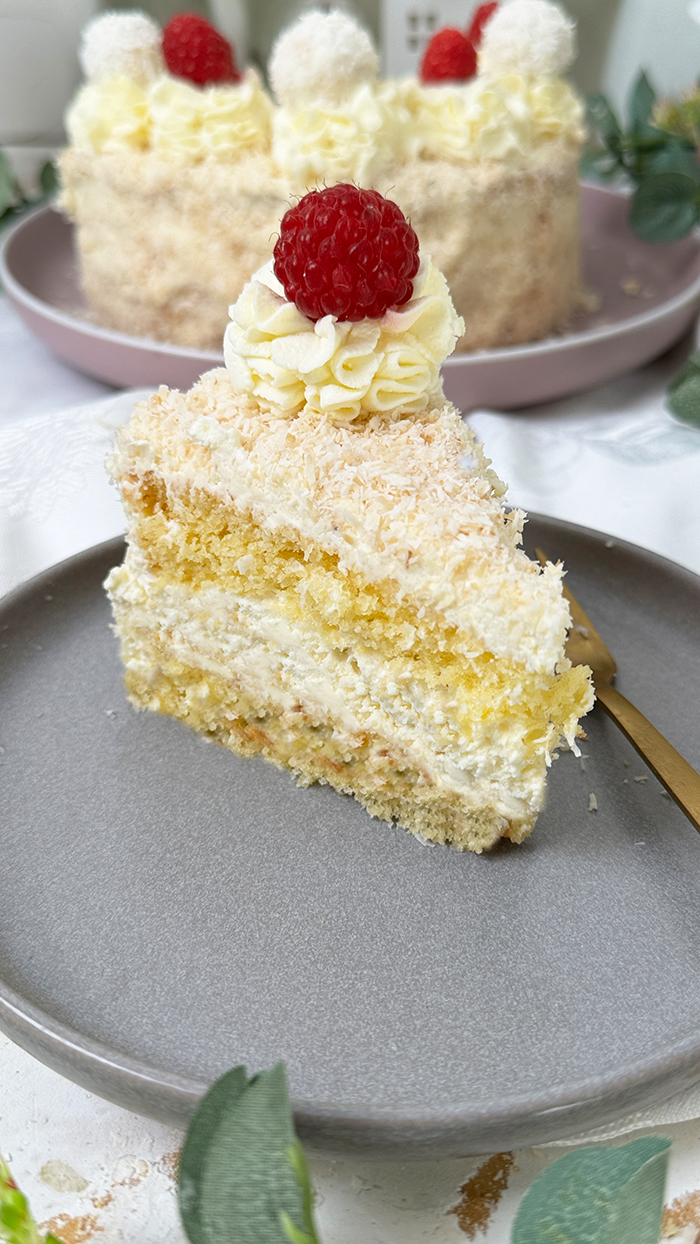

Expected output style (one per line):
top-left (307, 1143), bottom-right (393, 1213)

top-left (536, 549), bottom-right (700, 834)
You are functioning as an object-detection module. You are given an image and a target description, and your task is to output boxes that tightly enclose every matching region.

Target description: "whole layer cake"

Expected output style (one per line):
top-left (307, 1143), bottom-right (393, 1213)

top-left (60, 2), bottom-right (585, 352)
top-left (106, 185), bottom-right (592, 852)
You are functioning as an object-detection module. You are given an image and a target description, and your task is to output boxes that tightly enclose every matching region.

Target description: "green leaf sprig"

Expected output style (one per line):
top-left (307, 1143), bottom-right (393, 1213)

top-left (0, 1079), bottom-right (681, 1243)
top-left (667, 348), bottom-right (700, 427)
top-left (584, 71), bottom-right (700, 243)
top-left (178, 1063), bottom-right (322, 1244)
top-left (0, 1155), bottom-right (61, 1244)
top-left (512, 1136), bottom-right (671, 1244)
top-left (0, 150), bottom-right (58, 233)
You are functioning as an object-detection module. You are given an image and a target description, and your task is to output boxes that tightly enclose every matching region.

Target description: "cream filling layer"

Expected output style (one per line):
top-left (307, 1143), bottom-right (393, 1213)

top-left (110, 401), bottom-right (572, 679)
top-left (107, 548), bottom-right (552, 820)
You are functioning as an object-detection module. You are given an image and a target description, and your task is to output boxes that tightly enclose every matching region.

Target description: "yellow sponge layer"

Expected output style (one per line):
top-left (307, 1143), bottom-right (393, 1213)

top-left (123, 470), bottom-right (590, 759)
top-left (120, 630), bottom-right (526, 852)
top-left (107, 469), bottom-right (592, 851)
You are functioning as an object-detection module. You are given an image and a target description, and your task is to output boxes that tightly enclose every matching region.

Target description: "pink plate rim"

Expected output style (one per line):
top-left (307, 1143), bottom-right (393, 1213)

top-left (2, 184), bottom-right (700, 373)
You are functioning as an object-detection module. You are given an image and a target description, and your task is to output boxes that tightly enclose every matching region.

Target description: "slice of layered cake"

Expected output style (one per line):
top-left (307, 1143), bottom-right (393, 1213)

top-left (106, 186), bottom-right (592, 852)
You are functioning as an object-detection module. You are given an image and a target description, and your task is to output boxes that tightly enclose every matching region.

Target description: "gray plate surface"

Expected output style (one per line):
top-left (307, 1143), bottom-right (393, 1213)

top-left (1, 516), bottom-right (700, 1157)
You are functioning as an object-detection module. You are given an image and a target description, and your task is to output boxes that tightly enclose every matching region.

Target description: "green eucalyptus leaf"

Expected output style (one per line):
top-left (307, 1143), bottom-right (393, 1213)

top-left (39, 161), bottom-right (59, 199)
top-left (0, 151), bottom-right (16, 216)
top-left (628, 69), bottom-right (657, 134)
top-left (178, 1063), bottom-right (321, 1244)
top-left (512, 1136), bottom-right (671, 1244)
top-left (179, 1065), bottom-right (250, 1244)
top-left (579, 148), bottom-right (620, 181)
top-left (647, 139), bottom-right (700, 183)
top-left (629, 172), bottom-right (699, 242)
top-left (586, 93), bottom-right (622, 150)
top-left (667, 349), bottom-right (700, 427)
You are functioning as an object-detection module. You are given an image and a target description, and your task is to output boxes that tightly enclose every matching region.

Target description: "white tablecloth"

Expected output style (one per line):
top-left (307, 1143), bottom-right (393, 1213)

top-left (2, 295), bottom-right (700, 1243)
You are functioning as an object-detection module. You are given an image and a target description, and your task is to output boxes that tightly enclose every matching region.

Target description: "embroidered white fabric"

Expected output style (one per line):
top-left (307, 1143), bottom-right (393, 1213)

top-left (0, 389), bottom-right (151, 597)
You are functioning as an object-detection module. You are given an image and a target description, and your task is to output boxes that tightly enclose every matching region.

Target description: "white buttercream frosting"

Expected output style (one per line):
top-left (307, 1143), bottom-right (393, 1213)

top-left (271, 70), bottom-right (583, 184)
top-left (223, 258), bottom-right (465, 424)
top-left (272, 78), bottom-right (417, 187)
top-left (66, 75), bottom-right (151, 153)
top-left (415, 72), bottom-right (584, 163)
top-left (65, 68), bottom-right (272, 159)
top-left (148, 70), bottom-right (272, 159)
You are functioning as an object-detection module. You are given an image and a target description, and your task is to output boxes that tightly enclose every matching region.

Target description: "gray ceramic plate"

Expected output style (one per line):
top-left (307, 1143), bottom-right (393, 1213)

top-left (1, 516), bottom-right (700, 1157)
top-left (3, 185), bottom-right (700, 408)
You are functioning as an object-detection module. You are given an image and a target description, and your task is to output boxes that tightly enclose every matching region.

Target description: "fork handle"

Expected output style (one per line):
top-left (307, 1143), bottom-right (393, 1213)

top-left (595, 681), bottom-right (700, 833)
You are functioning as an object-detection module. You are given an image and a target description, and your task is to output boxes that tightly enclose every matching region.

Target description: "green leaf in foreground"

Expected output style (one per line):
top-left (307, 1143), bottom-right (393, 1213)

top-left (629, 171), bottom-right (699, 242)
top-left (179, 1066), bottom-right (249, 1244)
top-left (511, 1136), bottom-right (670, 1244)
top-left (667, 349), bottom-right (700, 427)
top-left (178, 1063), bottom-right (321, 1244)
top-left (0, 1154), bottom-right (61, 1244)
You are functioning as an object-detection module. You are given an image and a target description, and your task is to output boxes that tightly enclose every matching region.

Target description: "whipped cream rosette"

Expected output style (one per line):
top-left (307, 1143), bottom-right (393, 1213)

top-left (224, 258), bottom-right (464, 424)
top-left (416, 73), bottom-right (584, 166)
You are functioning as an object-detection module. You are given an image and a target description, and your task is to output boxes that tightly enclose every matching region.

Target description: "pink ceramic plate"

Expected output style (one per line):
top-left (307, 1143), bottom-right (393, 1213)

top-left (3, 184), bottom-right (700, 408)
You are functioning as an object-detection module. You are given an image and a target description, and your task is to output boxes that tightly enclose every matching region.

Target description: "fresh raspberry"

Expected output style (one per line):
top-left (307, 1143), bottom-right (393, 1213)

top-left (420, 28), bottom-right (477, 83)
top-left (273, 185), bottom-right (420, 323)
top-left (162, 13), bottom-right (240, 86)
top-left (466, 2), bottom-right (499, 47)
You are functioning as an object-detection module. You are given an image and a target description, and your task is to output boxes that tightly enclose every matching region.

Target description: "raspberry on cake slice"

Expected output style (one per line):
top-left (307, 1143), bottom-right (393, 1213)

top-left (273, 184), bottom-right (420, 321)
top-left (105, 188), bottom-right (593, 853)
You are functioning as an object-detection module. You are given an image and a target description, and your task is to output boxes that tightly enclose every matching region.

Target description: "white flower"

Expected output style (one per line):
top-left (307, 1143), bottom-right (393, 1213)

top-left (269, 9), bottom-right (379, 108)
top-left (79, 10), bottom-right (164, 84)
top-left (479, 0), bottom-right (576, 78)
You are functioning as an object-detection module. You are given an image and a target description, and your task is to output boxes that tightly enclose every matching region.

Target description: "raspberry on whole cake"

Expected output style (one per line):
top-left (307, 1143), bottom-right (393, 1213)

top-left (420, 29), bottom-right (477, 85)
top-left (60, 9), bottom-right (277, 349)
top-left (466, 2), bottom-right (499, 47)
top-left (60, 1), bottom-right (585, 353)
top-left (106, 188), bottom-right (593, 852)
top-left (162, 13), bottom-right (241, 86)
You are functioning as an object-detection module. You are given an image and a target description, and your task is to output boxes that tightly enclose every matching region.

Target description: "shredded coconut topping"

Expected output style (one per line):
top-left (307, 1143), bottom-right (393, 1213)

top-left (479, 0), bottom-right (576, 78)
top-left (109, 368), bottom-right (575, 676)
top-left (79, 10), bottom-right (164, 84)
top-left (269, 9), bottom-right (379, 109)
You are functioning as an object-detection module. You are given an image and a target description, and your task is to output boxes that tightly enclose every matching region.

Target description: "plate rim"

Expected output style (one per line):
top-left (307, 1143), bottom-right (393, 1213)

top-left (3, 519), bottom-right (700, 1154)
top-left (4, 187), bottom-right (700, 373)
top-left (0, 205), bottom-right (223, 364)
